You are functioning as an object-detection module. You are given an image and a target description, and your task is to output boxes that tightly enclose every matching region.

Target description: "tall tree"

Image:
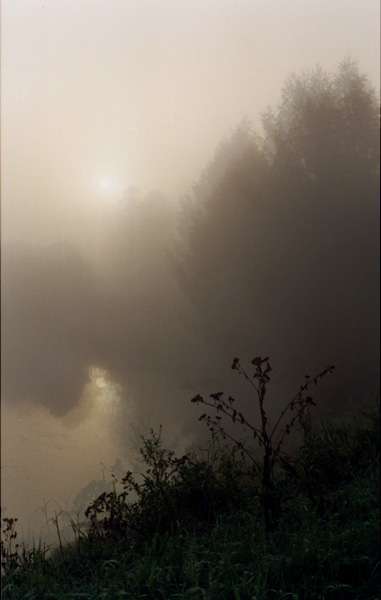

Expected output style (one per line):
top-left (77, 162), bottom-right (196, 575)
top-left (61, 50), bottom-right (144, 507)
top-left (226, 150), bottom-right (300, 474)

top-left (174, 60), bottom-right (380, 410)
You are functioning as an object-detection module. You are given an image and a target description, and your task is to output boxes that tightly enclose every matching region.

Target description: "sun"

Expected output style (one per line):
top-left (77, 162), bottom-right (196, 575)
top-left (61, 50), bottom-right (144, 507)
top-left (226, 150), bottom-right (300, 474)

top-left (100, 178), bottom-right (111, 189)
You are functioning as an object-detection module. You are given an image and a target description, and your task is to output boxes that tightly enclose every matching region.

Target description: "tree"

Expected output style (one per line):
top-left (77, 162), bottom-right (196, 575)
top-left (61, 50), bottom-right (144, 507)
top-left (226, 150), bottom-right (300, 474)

top-left (174, 60), bottom-right (380, 411)
top-left (1, 242), bottom-right (101, 414)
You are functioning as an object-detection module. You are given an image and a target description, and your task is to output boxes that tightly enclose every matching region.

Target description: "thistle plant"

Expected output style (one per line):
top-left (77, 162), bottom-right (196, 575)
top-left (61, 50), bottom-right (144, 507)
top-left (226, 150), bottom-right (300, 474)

top-left (191, 356), bottom-right (334, 523)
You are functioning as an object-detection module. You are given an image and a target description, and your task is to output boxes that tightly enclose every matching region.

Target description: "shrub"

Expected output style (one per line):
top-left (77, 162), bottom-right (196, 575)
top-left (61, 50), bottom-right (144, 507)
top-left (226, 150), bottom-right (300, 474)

top-left (191, 356), bottom-right (334, 525)
top-left (85, 426), bottom-right (256, 544)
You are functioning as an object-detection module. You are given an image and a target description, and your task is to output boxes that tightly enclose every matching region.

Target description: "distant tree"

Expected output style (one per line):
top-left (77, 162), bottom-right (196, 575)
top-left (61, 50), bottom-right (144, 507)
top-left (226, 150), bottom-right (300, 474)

top-left (95, 188), bottom-right (187, 377)
top-left (1, 192), bottom-right (188, 421)
top-left (1, 243), bottom-right (100, 414)
top-left (174, 60), bottom-right (380, 409)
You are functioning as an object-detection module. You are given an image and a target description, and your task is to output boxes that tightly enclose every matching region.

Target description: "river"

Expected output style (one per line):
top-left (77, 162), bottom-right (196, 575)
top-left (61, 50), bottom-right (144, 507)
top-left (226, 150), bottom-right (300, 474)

top-left (1, 371), bottom-right (136, 547)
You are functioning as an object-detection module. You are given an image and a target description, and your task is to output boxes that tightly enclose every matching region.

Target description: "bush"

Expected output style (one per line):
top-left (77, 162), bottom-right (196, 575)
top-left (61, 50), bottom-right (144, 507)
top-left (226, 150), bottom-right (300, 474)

top-left (84, 426), bottom-right (259, 545)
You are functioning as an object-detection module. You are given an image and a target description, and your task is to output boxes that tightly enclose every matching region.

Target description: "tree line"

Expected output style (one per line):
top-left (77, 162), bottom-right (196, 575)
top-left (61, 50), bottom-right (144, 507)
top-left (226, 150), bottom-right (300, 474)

top-left (2, 59), bottom-right (379, 428)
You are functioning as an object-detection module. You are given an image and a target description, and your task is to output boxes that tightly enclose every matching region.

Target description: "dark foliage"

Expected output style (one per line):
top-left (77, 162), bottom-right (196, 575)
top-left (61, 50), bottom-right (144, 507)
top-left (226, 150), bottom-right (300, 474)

top-left (2, 400), bottom-right (379, 599)
top-left (174, 60), bottom-right (380, 411)
top-left (84, 425), bottom-right (259, 545)
top-left (192, 356), bottom-right (334, 526)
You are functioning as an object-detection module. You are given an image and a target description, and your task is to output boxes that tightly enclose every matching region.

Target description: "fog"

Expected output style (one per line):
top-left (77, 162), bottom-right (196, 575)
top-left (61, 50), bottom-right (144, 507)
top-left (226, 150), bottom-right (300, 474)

top-left (1, 0), bottom-right (380, 542)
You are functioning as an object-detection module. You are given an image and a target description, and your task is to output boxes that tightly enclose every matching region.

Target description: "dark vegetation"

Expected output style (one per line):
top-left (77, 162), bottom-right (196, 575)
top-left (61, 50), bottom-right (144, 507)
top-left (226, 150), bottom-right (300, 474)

top-left (2, 358), bottom-right (380, 599)
top-left (172, 59), bottom-right (380, 413)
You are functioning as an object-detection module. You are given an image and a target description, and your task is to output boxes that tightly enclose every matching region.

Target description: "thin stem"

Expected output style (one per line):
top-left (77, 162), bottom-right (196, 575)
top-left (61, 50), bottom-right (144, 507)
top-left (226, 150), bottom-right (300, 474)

top-left (268, 365), bottom-right (334, 442)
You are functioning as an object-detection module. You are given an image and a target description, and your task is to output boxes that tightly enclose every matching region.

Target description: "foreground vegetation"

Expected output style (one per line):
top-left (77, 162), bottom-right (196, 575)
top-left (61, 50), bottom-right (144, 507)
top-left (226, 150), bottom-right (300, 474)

top-left (2, 359), bottom-right (380, 599)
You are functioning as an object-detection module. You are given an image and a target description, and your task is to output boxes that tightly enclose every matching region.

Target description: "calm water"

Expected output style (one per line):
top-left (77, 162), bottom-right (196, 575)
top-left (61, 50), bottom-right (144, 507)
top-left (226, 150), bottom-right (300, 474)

top-left (1, 378), bottom-right (135, 546)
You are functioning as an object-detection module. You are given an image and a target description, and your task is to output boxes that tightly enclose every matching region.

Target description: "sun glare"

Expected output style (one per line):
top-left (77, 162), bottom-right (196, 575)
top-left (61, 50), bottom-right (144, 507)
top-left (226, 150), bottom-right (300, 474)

top-left (89, 366), bottom-right (121, 407)
top-left (95, 376), bottom-right (106, 389)
top-left (100, 178), bottom-right (111, 189)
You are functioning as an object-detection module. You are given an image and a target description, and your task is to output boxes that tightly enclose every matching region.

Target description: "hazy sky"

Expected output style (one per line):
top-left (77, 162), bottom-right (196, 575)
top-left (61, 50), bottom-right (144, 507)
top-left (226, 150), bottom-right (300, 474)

top-left (1, 0), bottom-right (380, 245)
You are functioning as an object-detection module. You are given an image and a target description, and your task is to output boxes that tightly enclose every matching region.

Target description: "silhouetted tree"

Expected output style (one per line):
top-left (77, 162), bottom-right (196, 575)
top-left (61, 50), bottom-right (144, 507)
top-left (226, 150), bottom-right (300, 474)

top-left (174, 60), bottom-right (380, 410)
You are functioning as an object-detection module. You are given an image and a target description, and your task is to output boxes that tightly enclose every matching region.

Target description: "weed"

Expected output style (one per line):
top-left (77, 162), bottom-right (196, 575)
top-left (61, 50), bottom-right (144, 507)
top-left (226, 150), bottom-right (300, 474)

top-left (191, 356), bottom-right (334, 524)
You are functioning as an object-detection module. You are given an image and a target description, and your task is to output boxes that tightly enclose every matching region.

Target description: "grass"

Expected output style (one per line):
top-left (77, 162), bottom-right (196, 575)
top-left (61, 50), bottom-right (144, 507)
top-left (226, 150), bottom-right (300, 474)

top-left (1, 360), bottom-right (380, 599)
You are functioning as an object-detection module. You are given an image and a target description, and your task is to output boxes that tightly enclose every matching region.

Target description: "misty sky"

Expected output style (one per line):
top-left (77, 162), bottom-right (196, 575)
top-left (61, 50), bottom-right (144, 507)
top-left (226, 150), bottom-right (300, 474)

top-left (2, 0), bottom-right (379, 247)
